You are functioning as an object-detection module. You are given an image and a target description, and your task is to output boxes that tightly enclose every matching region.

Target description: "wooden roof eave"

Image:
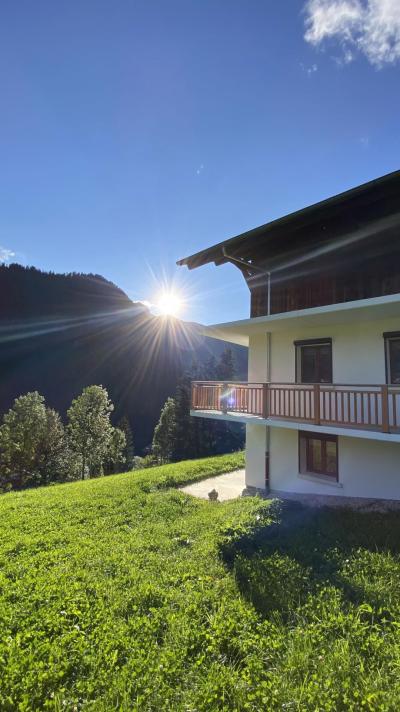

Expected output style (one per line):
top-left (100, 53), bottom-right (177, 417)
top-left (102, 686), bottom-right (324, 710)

top-left (177, 169), bottom-right (400, 272)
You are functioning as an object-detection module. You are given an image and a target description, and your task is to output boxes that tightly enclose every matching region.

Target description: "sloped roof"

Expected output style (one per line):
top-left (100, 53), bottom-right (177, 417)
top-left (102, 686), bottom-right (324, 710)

top-left (177, 170), bottom-right (400, 271)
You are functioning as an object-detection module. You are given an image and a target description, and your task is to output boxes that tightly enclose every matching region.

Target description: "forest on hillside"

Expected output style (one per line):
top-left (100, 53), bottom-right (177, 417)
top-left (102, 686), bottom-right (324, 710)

top-left (0, 264), bottom-right (247, 454)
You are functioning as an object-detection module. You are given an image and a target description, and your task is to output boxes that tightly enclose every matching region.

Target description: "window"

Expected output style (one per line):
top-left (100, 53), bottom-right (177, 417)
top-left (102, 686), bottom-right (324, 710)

top-left (299, 431), bottom-right (338, 480)
top-left (384, 332), bottom-right (400, 384)
top-left (295, 339), bottom-right (332, 383)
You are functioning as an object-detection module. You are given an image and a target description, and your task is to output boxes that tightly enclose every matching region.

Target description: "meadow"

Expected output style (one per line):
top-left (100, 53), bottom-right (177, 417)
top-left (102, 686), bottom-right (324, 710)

top-left (1, 452), bottom-right (400, 710)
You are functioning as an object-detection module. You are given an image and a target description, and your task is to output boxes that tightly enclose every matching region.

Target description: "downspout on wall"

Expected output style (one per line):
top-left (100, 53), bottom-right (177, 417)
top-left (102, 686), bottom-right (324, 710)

top-left (265, 331), bottom-right (271, 490)
top-left (267, 272), bottom-right (271, 316)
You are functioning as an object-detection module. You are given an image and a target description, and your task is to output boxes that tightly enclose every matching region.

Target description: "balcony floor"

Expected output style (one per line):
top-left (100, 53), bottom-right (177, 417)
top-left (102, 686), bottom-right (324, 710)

top-left (190, 409), bottom-right (400, 443)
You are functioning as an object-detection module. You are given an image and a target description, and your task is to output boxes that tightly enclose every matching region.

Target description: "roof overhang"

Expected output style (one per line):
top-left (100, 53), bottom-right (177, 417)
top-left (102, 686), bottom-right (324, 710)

top-left (200, 293), bottom-right (400, 346)
top-left (177, 170), bottom-right (400, 274)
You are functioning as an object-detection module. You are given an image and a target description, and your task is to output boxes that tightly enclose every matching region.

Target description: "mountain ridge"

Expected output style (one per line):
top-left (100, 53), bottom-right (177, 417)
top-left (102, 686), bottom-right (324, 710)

top-left (0, 264), bottom-right (247, 452)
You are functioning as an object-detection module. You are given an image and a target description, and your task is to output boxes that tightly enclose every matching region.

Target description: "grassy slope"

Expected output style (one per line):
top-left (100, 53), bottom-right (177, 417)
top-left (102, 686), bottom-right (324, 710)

top-left (1, 453), bottom-right (400, 711)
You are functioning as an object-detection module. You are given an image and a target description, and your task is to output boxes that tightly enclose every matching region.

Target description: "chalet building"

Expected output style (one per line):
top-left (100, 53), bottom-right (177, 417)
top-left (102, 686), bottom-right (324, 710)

top-left (178, 170), bottom-right (400, 502)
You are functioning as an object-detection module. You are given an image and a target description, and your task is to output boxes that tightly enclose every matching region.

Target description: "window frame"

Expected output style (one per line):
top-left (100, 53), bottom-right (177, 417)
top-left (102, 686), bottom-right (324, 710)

top-left (294, 338), bottom-right (333, 384)
top-left (383, 331), bottom-right (400, 385)
top-left (298, 430), bottom-right (339, 481)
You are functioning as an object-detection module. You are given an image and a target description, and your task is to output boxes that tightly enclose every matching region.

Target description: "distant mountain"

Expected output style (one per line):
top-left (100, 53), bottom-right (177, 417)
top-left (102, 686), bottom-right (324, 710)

top-left (0, 264), bottom-right (247, 452)
top-left (0, 263), bottom-right (133, 318)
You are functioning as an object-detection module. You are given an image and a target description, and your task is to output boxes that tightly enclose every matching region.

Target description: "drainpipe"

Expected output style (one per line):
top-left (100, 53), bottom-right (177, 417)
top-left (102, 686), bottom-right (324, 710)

top-left (266, 331), bottom-right (271, 382)
top-left (267, 271), bottom-right (271, 316)
top-left (265, 332), bottom-right (271, 491)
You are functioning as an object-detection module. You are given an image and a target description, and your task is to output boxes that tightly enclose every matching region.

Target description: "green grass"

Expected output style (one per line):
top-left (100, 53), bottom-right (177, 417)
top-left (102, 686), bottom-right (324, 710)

top-left (1, 452), bottom-right (400, 710)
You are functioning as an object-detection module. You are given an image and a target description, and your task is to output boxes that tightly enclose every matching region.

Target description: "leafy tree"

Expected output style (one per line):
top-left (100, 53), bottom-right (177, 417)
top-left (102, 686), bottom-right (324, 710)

top-left (0, 392), bottom-right (75, 491)
top-left (0, 392), bottom-right (47, 490)
top-left (152, 398), bottom-right (176, 463)
top-left (67, 385), bottom-right (121, 479)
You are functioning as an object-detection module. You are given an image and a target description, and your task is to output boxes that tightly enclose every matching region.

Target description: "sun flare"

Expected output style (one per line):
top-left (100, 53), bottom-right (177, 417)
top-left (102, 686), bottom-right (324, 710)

top-left (156, 290), bottom-right (183, 317)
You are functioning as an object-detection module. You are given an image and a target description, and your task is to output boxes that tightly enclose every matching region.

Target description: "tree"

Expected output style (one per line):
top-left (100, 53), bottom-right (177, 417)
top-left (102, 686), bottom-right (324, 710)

top-left (171, 375), bottom-right (195, 461)
top-left (216, 347), bottom-right (236, 381)
top-left (214, 348), bottom-right (245, 454)
top-left (203, 354), bottom-right (217, 381)
top-left (0, 392), bottom-right (76, 491)
top-left (104, 427), bottom-right (127, 475)
top-left (67, 385), bottom-right (119, 479)
top-left (38, 408), bottom-right (78, 485)
top-left (150, 348), bottom-right (245, 466)
top-left (152, 398), bottom-right (176, 463)
top-left (0, 392), bottom-right (47, 490)
top-left (117, 416), bottom-right (135, 470)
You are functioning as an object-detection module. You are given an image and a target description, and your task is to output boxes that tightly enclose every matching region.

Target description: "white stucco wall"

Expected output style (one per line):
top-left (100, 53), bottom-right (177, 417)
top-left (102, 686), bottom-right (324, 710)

top-left (245, 423), bottom-right (267, 489)
top-left (244, 316), bottom-right (400, 498)
top-left (268, 427), bottom-right (400, 500)
top-left (266, 317), bottom-right (400, 384)
top-left (248, 333), bottom-right (269, 382)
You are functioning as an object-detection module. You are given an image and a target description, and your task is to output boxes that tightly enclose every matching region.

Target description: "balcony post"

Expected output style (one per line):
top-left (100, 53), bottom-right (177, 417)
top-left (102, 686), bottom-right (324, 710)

top-left (262, 383), bottom-right (269, 419)
top-left (381, 385), bottom-right (389, 433)
top-left (314, 384), bottom-right (321, 425)
top-left (220, 384), bottom-right (227, 414)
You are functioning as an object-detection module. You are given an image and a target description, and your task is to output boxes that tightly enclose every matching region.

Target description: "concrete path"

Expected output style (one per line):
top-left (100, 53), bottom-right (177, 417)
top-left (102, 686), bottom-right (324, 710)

top-left (180, 469), bottom-right (246, 501)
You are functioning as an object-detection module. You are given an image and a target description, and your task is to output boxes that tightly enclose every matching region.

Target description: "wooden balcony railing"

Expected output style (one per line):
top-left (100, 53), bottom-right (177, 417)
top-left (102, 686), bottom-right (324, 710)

top-left (191, 381), bottom-right (400, 434)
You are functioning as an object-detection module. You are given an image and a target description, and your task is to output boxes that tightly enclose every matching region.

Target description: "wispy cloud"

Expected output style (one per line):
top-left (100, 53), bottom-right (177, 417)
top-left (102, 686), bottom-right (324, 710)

top-left (359, 135), bottom-right (370, 147)
top-left (0, 247), bottom-right (15, 263)
top-left (300, 61), bottom-right (319, 75)
top-left (304, 0), bottom-right (400, 67)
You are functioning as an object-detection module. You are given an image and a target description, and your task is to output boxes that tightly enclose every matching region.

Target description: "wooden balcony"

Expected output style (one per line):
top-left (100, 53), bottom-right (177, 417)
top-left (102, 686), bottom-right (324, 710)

top-left (191, 381), bottom-right (400, 434)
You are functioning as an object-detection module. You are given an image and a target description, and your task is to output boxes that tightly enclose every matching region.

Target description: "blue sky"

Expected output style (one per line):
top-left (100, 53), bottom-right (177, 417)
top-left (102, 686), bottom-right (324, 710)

top-left (0, 0), bottom-right (399, 323)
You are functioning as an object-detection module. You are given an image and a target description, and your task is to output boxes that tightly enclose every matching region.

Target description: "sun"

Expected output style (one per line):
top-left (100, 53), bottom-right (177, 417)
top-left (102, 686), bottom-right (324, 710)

top-left (156, 290), bottom-right (183, 317)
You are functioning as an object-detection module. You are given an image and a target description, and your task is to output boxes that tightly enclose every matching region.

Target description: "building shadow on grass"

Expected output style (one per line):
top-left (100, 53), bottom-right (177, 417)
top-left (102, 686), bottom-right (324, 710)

top-left (220, 500), bottom-right (400, 620)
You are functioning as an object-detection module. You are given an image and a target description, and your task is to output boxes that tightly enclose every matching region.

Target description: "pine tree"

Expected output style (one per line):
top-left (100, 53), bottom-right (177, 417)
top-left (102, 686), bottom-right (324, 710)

top-left (214, 348), bottom-right (245, 454)
top-left (216, 347), bottom-right (236, 381)
top-left (104, 427), bottom-right (127, 474)
top-left (171, 375), bottom-right (194, 461)
top-left (195, 355), bottom-right (218, 454)
top-left (117, 416), bottom-right (135, 470)
top-left (203, 354), bottom-right (217, 380)
top-left (172, 360), bottom-right (219, 461)
top-left (151, 349), bottom-right (245, 466)
top-left (152, 398), bottom-right (176, 463)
